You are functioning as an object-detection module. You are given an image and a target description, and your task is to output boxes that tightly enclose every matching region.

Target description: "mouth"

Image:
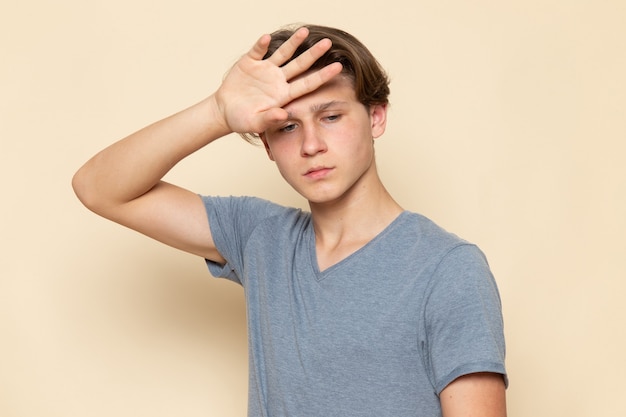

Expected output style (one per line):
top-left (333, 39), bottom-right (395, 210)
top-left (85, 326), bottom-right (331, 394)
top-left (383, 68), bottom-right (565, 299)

top-left (304, 166), bottom-right (334, 179)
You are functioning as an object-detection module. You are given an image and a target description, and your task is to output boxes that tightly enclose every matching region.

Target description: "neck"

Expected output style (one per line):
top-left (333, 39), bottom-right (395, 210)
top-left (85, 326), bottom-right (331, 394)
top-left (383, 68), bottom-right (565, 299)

top-left (309, 179), bottom-right (403, 248)
top-left (309, 181), bottom-right (403, 272)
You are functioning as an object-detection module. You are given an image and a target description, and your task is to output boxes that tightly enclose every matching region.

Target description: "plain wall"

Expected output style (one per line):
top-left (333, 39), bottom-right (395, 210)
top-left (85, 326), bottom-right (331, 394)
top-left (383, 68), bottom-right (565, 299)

top-left (1, 1), bottom-right (625, 416)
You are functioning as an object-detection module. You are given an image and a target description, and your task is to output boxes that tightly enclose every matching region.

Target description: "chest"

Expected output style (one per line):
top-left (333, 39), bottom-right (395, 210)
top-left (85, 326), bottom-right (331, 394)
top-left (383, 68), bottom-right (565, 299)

top-left (247, 244), bottom-right (431, 364)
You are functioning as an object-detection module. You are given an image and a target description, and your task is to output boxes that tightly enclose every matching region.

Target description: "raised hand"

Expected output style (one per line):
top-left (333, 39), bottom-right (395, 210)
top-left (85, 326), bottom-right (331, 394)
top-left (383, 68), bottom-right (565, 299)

top-left (214, 27), bottom-right (343, 135)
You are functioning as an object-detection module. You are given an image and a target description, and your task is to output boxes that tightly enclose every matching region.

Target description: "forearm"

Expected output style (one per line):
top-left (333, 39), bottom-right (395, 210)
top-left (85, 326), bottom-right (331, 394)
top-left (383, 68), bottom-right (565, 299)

top-left (72, 94), bottom-right (229, 214)
top-left (73, 28), bottom-right (341, 219)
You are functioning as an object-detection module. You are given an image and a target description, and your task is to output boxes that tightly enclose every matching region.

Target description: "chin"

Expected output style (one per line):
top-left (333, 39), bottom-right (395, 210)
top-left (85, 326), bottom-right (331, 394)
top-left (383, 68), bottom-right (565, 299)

top-left (304, 192), bottom-right (346, 207)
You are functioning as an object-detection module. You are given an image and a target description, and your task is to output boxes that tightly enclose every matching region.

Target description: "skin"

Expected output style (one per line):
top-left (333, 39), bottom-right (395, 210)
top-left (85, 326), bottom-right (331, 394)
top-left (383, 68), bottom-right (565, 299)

top-left (441, 373), bottom-right (507, 417)
top-left (260, 74), bottom-right (402, 269)
top-left (72, 27), bottom-right (506, 416)
top-left (72, 28), bottom-right (341, 263)
top-left (260, 76), bottom-right (385, 207)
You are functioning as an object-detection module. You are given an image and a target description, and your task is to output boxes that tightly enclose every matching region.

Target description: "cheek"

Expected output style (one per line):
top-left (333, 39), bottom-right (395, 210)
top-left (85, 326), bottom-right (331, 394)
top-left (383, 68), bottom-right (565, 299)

top-left (264, 136), bottom-right (291, 161)
top-left (268, 144), bottom-right (301, 177)
top-left (268, 140), bottom-right (296, 161)
top-left (339, 125), bottom-right (374, 153)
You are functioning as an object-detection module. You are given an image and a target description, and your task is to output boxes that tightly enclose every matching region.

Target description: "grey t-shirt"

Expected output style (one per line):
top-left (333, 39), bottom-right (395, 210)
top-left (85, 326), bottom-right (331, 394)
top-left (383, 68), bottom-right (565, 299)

top-left (203, 196), bottom-right (506, 417)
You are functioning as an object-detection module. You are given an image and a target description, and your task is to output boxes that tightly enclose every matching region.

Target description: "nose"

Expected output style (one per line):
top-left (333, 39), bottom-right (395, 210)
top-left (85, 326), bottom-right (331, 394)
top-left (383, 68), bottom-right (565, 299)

top-left (300, 125), bottom-right (327, 157)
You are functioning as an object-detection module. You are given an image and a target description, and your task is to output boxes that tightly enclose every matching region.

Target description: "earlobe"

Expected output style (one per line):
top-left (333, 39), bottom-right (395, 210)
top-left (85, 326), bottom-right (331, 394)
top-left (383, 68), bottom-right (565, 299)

top-left (370, 104), bottom-right (388, 139)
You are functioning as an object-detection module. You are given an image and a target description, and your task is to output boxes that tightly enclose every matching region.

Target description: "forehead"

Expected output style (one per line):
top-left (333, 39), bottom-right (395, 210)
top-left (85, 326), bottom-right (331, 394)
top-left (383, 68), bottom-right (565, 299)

top-left (283, 75), bottom-right (358, 113)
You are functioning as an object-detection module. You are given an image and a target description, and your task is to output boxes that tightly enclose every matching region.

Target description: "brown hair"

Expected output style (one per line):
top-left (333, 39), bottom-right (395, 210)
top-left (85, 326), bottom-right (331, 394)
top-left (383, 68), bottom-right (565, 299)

top-left (241, 24), bottom-right (390, 143)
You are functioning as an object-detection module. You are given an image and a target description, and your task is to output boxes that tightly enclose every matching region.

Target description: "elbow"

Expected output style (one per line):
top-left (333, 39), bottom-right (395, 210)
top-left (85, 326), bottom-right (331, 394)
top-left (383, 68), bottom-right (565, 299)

top-left (72, 165), bottom-right (101, 213)
top-left (72, 163), bottom-right (131, 221)
top-left (72, 167), bottom-right (90, 207)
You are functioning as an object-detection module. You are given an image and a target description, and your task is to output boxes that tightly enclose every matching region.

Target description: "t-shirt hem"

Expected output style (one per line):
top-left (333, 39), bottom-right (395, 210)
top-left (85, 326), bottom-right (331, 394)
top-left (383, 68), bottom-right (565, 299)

top-left (436, 362), bottom-right (508, 394)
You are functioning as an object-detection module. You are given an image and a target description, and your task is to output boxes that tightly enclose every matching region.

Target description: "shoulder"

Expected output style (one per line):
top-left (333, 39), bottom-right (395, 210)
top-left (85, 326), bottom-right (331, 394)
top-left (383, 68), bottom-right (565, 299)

top-left (391, 212), bottom-right (495, 291)
top-left (201, 195), bottom-right (310, 234)
top-left (392, 211), bottom-right (472, 257)
top-left (201, 195), bottom-right (293, 220)
top-left (201, 195), bottom-right (284, 213)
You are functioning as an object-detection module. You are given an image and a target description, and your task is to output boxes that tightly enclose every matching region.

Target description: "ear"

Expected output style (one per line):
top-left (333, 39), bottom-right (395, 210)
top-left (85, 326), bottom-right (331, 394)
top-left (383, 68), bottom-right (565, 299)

top-left (369, 104), bottom-right (388, 139)
top-left (259, 133), bottom-right (275, 161)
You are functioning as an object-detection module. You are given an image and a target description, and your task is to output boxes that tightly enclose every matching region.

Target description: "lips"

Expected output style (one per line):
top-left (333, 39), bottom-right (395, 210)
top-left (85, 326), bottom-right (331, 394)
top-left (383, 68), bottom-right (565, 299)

top-left (304, 166), bottom-right (333, 179)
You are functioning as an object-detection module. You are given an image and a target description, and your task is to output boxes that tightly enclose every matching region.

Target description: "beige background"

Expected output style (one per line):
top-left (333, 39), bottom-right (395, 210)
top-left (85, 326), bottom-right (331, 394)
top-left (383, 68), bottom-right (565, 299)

top-left (2, 0), bottom-right (625, 416)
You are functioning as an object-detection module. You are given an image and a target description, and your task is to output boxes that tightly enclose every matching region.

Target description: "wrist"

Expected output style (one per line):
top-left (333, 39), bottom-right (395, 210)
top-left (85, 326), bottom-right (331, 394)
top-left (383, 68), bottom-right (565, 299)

top-left (202, 94), bottom-right (233, 139)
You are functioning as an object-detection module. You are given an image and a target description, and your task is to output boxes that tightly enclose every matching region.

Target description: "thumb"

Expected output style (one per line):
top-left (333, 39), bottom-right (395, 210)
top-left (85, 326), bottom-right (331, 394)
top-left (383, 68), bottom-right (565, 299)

top-left (258, 107), bottom-right (289, 132)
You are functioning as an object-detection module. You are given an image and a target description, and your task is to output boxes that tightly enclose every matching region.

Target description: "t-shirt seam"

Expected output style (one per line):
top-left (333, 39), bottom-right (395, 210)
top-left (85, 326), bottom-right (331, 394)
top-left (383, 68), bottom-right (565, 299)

top-left (418, 242), bottom-right (482, 392)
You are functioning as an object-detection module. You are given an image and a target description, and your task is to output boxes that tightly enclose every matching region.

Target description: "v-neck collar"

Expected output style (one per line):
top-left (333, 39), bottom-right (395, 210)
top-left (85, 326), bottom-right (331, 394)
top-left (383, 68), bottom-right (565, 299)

top-left (307, 211), bottom-right (409, 281)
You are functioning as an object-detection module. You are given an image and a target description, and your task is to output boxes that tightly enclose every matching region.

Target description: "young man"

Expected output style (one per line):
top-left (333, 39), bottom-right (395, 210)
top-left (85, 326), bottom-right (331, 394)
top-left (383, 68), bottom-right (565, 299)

top-left (73, 24), bottom-right (507, 416)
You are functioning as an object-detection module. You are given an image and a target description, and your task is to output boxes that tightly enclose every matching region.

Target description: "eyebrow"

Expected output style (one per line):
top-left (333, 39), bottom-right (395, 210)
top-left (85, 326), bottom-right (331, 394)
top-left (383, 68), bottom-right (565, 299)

top-left (311, 100), bottom-right (347, 113)
top-left (286, 100), bottom-right (348, 119)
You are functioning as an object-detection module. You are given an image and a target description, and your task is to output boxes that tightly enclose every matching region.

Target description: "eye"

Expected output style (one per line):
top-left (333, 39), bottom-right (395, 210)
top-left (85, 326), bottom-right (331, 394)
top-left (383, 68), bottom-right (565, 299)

top-left (279, 123), bottom-right (298, 133)
top-left (324, 114), bottom-right (341, 122)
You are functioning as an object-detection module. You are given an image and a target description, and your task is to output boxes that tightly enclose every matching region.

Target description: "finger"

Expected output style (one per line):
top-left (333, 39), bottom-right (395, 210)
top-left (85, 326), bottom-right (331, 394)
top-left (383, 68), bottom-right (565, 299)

top-left (261, 108), bottom-right (289, 127)
top-left (281, 38), bottom-right (333, 81)
top-left (248, 34), bottom-right (272, 60)
top-left (266, 27), bottom-right (309, 66)
top-left (288, 62), bottom-right (343, 100)
top-left (247, 108), bottom-right (289, 135)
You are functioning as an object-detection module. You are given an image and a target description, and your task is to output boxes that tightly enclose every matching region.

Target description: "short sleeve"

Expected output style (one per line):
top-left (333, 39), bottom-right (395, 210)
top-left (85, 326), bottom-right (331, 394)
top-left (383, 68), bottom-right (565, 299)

top-left (201, 196), bottom-right (286, 284)
top-left (422, 244), bottom-right (507, 394)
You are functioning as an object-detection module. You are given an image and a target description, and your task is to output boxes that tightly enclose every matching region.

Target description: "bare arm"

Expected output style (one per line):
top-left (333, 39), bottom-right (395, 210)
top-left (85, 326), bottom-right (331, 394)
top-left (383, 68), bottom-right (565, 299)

top-left (72, 96), bottom-right (229, 262)
top-left (440, 372), bottom-right (507, 417)
top-left (72, 28), bottom-right (342, 262)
